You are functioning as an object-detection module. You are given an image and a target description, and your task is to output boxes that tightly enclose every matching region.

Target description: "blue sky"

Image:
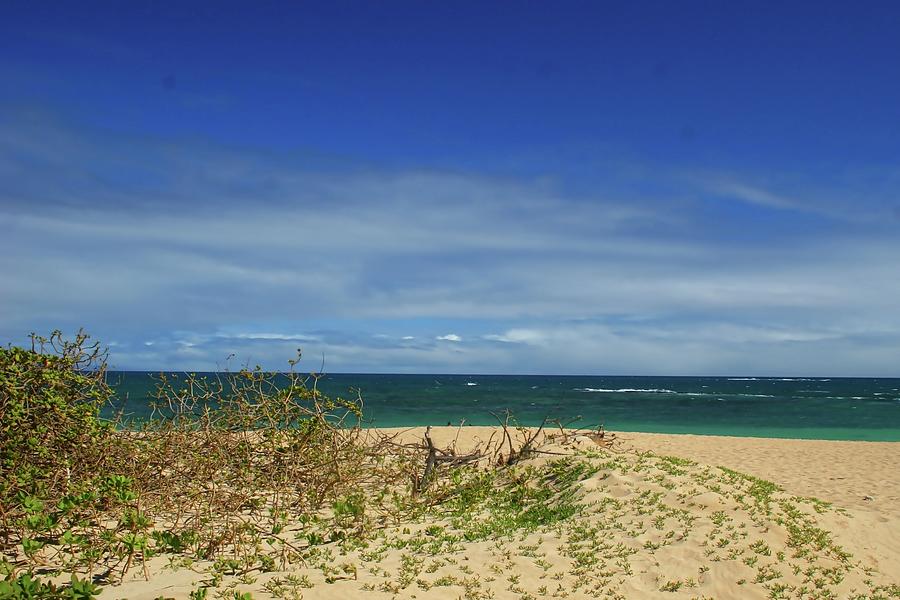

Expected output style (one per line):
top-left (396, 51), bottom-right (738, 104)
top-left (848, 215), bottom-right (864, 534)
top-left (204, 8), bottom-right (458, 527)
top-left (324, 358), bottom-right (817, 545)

top-left (2, 1), bottom-right (900, 375)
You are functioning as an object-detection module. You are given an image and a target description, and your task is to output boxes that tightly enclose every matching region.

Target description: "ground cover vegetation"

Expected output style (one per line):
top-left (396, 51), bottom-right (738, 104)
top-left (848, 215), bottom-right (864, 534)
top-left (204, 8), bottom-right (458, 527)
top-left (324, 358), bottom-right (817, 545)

top-left (1, 332), bottom-right (899, 599)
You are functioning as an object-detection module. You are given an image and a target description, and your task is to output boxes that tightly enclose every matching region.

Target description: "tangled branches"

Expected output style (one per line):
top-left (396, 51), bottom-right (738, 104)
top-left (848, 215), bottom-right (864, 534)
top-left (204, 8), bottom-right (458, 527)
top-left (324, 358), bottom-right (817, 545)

top-left (0, 331), bottom-right (609, 593)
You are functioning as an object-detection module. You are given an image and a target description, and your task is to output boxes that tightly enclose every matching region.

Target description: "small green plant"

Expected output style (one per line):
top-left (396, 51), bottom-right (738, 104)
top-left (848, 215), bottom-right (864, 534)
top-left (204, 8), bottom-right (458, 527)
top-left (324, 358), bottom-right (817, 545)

top-left (332, 493), bottom-right (367, 532)
top-left (659, 579), bottom-right (682, 592)
top-left (0, 573), bottom-right (102, 600)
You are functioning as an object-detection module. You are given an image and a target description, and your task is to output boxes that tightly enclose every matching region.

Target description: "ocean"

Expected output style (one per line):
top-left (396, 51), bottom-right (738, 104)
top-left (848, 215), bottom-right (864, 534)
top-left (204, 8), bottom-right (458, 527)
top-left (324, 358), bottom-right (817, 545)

top-left (106, 372), bottom-right (900, 441)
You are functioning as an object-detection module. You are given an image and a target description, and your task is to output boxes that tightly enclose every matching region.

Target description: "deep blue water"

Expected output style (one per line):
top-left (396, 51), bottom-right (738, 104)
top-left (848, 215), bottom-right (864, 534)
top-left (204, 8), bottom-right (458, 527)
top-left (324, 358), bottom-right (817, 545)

top-left (106, 372), bottom-right (900, 441)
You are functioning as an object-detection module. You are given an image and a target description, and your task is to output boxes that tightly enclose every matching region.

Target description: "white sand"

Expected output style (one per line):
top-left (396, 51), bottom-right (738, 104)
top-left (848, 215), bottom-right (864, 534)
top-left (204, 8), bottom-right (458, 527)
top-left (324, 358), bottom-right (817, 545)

top-left (108, 427), bottom-right (900, 599)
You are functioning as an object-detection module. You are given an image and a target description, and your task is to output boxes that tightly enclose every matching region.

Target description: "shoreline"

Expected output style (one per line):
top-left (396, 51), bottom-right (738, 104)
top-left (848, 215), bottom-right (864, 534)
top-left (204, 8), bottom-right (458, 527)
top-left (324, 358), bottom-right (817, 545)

top-left (74, 426), bottom-right (900, 598)
top-left (374, 426), bottom-right (900, 516)
top-left (108, 371), bottom-right (900, 441)
top-left (361, 422), bottom-right (900, 442)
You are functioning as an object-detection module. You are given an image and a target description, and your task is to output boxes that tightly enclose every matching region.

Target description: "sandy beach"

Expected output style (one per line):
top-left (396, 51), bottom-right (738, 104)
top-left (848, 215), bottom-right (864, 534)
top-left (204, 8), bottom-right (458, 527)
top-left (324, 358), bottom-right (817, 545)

top-left (99, 426), bottom-right (900, 599)
top-left (382, 426), bottom-right (900, 515)
top-left (619, 431), bottom-right (900, 517)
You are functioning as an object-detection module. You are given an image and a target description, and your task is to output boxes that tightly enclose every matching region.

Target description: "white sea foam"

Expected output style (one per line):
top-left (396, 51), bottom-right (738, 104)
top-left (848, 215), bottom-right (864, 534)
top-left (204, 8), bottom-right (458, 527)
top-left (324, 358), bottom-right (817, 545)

top-left (573, 388), bottom-right (779, 398)
top-left (466, 382), bottom-right (478, 386)
top-left (575, 388), bottom-right (678, 393)
top-left (728, 377), bottom-right (824, 382)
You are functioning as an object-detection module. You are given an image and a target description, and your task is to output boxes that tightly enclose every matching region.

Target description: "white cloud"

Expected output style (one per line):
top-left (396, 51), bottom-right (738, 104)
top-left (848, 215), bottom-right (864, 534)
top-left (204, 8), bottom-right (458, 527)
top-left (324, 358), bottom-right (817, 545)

top-left (2, 114), bottom-right (900, 375)
top-left (484, 329), bottom-right (545, 344)
top-left (705, 179), bottom-right (800, 210)
top-left (219, 332), bottom-right (320, 341)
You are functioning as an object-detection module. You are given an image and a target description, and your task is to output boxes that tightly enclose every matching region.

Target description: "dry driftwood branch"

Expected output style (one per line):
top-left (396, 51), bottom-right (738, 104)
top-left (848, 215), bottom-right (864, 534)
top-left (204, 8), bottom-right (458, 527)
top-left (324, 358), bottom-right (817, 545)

top-left (548, 416), bottom-right (584, 442)
top-left (418, 426), bottom-right (438, 492)
top-left (514, 416), bottom-right (549, 464)
top-left (414, 426), bottom-right (489, 492)
top-left (489, 410), bottom-right (550, 466)
top-left (584, 425), bottom-right (622, 451)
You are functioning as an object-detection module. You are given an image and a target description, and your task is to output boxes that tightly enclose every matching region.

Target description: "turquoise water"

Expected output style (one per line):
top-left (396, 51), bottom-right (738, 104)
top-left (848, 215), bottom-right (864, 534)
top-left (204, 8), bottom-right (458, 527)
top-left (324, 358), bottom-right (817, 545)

top-left (107, 372), bottom-right (900, 441)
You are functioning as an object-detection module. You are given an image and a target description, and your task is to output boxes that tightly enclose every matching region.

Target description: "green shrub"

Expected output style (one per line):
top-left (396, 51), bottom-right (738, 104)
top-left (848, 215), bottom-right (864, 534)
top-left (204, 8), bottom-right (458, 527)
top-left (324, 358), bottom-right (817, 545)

top-left (1, 330), bottom-right (382, 583)
top-left (0, 572), bottom-right (101, 599)
top-left (0, 330), bottom-right (115, 513)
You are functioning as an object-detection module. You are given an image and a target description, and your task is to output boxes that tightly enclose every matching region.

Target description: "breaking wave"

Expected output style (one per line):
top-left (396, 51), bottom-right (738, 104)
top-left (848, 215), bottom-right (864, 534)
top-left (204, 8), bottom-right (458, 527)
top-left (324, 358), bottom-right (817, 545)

top-left (575, 388), bottom-right (678, 393)
top-left (574, 388), bottom-right (776, 399)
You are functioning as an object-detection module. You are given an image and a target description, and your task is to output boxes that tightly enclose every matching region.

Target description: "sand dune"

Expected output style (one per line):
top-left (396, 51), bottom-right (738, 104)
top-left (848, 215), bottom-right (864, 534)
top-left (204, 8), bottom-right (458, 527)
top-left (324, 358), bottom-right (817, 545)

top-left (619, 431), bottom-right (900, 516)
top-left (111, 427), bottom-right (900, 599)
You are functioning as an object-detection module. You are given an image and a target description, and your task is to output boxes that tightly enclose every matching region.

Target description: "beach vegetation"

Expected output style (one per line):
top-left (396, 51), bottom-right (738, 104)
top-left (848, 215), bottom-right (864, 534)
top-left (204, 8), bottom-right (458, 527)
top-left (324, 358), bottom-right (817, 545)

top-left (0, 572), bottom-right (101, 600)
top-left (0, 331), bottom-right (118, 515)
top-left (2, 331), bottom-right (899, 599)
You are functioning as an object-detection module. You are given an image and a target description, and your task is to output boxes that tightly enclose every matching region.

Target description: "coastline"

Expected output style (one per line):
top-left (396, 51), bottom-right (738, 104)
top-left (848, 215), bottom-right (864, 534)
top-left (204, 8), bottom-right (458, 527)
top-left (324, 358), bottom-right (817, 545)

top-left (374, 426), bottom-right (900, 515)
top-left (106, 426), bottom-right (900, 599)
top-left (109, 372), bottom-right (900, 441)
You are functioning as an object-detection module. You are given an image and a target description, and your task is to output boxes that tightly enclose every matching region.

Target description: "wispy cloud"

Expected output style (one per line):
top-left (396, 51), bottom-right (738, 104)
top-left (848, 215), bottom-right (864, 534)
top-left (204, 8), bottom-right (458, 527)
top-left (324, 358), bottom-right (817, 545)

top-left (2, 111), bottom-right (900, 375)
top-left (218, 332), bottom-right (321, 342)
top-left (685, 168), bottom-right (900, 225)
top-left (705, 180), bottom-right (801, 211)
